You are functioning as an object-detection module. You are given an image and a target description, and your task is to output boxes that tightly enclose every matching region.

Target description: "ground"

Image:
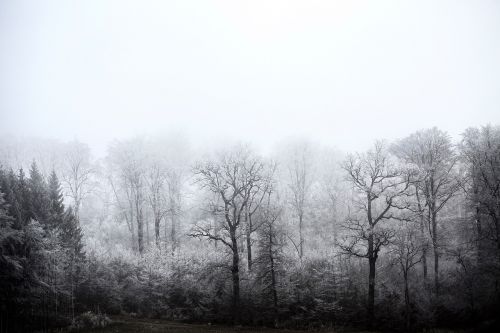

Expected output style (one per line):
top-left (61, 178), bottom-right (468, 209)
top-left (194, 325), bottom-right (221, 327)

top-left (78, 316), bottom-right (349, 333)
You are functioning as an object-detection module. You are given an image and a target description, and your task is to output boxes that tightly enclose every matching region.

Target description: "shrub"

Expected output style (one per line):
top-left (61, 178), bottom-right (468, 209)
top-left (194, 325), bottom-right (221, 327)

top-left (69, 311), bottom-right (112, 330)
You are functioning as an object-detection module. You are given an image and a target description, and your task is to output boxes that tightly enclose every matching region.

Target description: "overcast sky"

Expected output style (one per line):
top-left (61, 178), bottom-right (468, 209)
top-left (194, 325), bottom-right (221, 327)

top-left (1, 0), bottom-right (499, 156)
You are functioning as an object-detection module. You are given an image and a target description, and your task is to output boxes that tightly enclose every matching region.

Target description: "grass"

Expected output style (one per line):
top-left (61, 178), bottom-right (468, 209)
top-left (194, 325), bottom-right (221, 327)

top-left (77, 316), bottom-right (331, 333)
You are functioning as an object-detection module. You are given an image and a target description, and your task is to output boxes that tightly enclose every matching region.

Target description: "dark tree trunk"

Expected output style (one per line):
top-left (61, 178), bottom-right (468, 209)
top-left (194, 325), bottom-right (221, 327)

top-left (154, 215), bottom-right (161, 248)
top-left (404, 271), bottom-right (411, 332)
top-left (231, 232), bottom-right (240, 324)
top-left (136, 198), bottom-right (144, 254)
top-left (246, 211), bottom-right (252, 270)
top-left (420, 215), bottom-right (428, 281)
top-left (432, 212), bottom-right (439, 295)
top-left (434, 246), bottom-right (439, 295)
top-left (299, 213), bottom-right (304, 258)
top-left (171, 213), bottom-right (176, 254)
top-left (269, 229), bottom-right (278, 315)
top-left (368, 232), bottom-right (376, 329)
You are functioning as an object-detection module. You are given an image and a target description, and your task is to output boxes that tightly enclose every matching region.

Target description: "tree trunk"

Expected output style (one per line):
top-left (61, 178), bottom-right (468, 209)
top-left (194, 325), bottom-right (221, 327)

top-left (269, 229), bottom-right (278, 326)
top-left (231, 232), bottom-right (240, 324)
top-left (368, 232), bottom-right (376, 329)
top-left (432, 212), bottom-right (439, 295)
top-left (154, 215), bottom-right (161, 248)
top-left (171, 213), bottom-right (176, 254)
top-left (136, 199), bottom-right (144, 254)
top-left (246, 209), bottom-right (252, 270)
top-left (404, 271), bottom-right (411, 332)
top-left (299, 212), bottom-right (304, 258)
top-left (419, 215), bottom-right (428, 281)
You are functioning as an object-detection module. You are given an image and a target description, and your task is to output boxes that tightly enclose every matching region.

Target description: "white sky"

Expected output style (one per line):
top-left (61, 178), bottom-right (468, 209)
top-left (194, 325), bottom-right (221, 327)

top-left (1, 0), bottom-right (499, 156)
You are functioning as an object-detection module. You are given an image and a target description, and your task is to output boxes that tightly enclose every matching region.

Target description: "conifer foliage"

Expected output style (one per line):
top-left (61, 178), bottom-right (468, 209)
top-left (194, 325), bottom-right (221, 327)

top-left (0, 164), bottom-right (84, 332)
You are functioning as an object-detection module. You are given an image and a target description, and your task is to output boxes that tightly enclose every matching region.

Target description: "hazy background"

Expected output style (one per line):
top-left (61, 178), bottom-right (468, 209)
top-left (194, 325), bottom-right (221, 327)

top-left (1, 0), bottom-right (499, 156)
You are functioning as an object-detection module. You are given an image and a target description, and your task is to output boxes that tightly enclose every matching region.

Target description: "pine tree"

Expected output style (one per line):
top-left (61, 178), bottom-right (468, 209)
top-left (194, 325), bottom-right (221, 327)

top-left (48, 170), bottom-right (65, 230)
top-left (14, 168), bottom-right (32, 227)
top-left (48, 171), bottom-right (64, 215)
top-left (60, 207), bottom-right (84, 259)
top-left (28, 161), bottom-right (50, 227)
top-left (0, 187), bottom-right (25, 332)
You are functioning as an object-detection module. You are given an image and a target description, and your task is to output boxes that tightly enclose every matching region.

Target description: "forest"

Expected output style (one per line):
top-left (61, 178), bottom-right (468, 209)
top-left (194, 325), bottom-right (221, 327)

top-left (1, 125), bottom-right (499, 332)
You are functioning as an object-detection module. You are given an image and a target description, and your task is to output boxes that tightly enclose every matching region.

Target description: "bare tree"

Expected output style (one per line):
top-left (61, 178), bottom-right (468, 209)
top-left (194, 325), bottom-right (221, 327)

top-left (255, 188), bottom-right (283, 326)
top-left (189, 145), bottom-right (266, 323)
top-left (145, 159), bottom-right (168, 249)
top-left (61, 140), bottom-right (95, 220)
top-left (339, 141), bottom-right (410, 328)
top-left (243, 162), bottom-right (274, 270)
top-left (285, 141), bottom-right (314, 259)
top-left (390, 222), bottom-right (423, 331)
top-left (166, 168), bottom-right (183, 254)
top-left (461, 125), bottom-right (500, 263)
top-left (107, 139), bottom-right (147, 254)
top-left (393, 128), bottom-right (460, 294)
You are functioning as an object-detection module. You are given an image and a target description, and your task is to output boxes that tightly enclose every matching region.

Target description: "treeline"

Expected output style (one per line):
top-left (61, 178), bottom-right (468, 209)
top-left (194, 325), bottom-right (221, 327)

top-left (0, 126), bottom-right (499, 332)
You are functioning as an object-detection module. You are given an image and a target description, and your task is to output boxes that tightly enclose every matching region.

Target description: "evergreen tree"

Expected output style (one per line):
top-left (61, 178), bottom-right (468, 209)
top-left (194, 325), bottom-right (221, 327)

top-left (60, 207), bottom-right (84, 259)
top-left (0, 187), bottom-right (25, 332)
top-left (48, 170), bottom-right (64, 215)
top-left (48, 170), bottom-right (65, 229)
top-left (14, 168), bottom-right (32, 227)
top-left (28, 161), bottom-right (49, 226)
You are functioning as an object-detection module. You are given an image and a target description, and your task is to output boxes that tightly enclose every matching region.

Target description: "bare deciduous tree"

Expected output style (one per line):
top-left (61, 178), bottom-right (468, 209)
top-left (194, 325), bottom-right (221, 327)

top-left (189, 145), bottom-right (266, 323)
top-left (286, 141), bottom-right (314, 259)
top-left (390, 222), bottom-right (423, 331)
top-left (393, 128), bottom-right (460, 294)
top-left (61, 140), bottom-right (95, 220)
top-left (107, 139), bottom-right (147, 254)
top-left (340, 141), bottom-right (410, 328)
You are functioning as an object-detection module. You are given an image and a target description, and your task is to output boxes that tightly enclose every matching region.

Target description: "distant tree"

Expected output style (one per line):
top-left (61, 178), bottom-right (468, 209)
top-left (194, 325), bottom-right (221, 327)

top-left (107, 139), bottom-right (147, 254)
top-left (61, 140), bottom-right (95, 220)
top-left (145, 158), bottom-right (168, 249)
top-left (340, 141), bottom-right (410, 328)
top-left (285, 141), bottom-right (314, 259)
top-left (190, 145), bottom-right (267, 323)
top-left (166, 168), bottom-right (183, 254)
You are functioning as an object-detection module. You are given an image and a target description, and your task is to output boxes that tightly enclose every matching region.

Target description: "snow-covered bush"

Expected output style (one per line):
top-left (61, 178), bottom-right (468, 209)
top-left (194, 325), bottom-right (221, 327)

top-left (69, 311), bottom-right (112, 330)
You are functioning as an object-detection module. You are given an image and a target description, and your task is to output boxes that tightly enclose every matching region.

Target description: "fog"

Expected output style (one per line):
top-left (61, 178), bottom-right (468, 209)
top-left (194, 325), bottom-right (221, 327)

top-left (2, 0), bottom-right (499, 156)
top-left (1, 1), bottom-right (500, 332)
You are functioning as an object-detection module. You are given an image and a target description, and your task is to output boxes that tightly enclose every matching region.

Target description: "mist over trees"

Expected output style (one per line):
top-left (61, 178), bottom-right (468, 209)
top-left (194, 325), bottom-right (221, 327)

top-left (1, 126), bottom-right (500, 332)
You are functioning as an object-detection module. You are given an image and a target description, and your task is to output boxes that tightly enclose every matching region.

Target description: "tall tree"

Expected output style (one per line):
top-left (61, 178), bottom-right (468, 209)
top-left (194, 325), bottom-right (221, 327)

top-left (107, 139), bottom-right (147, 254)
top-left (28, 161), bottom-right (49, 226)
top-left (48, 170), bottom-right (65, 229)
top-left (255, 189), bottom-right (283, 325)
top-left (393, 128), bottom-right (460, 294)
top-left (285, 141), bottom-right (314, 259)
top-left (190, 145), bottom-right (266, 323)
top-left (145, 159), bottom-right (168, 249)
top-left (166, 168), bottom-right (183, 254)
top-left (461, 125), bottom-right (500, 264)
top-left (340, 141), bottom-right (409, 328)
